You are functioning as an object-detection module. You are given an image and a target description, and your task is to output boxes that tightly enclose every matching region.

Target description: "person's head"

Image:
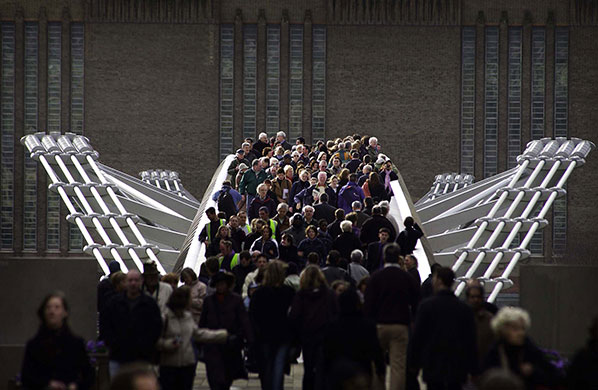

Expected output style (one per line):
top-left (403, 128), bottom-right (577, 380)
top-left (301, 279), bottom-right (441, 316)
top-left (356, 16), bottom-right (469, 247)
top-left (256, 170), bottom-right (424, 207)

top-left (211, 271), bottom-right (236, 294)
top-left (242, 141), bottom-right (251, 153)
top-left (291, 213), bottom-right (303, 228)
top-left (334, 208), bottom-right (346, 221)
top-left (276, 202), bottom-right (288, 217)
top-left (307, 252), bottom-right (320, 265)
top-left (205, 256), bottom-right (220, 276)
top-left (276, 168), bottom-right (285, 180)
top-left (378, 227), bottom-right (390, 243)
top-left (142, 261), bottom-right (160, 289)
top-left (404, 255), bottom-right (418, 270)
top-left (332, 157), bottom-right (341, 167)
top-left (364, 196), bottom-right (374, 209)
top-left (305, 225), bottom-right (317, 239)
top-left (331, 280), bottom-right (350, 296)
top-left (383, 243), bottom-right (401, 264)
top-left (258, 132), bottom-right (268, 142)
top-left (262, 260), bottom-right (287, 288)
top-left (161, 273), bottom-right (178, 291)
top-left (479, 369), bottom-right (525, 390)
top-left (299, 169), bottom-right (309, 182)
top-left (340, 220), bottom-right (353, 233)
top-left (108, 260), bottom-right (122, 275)
top-left (219, 240), bottom-right (233, 256)
top-left (357, 276), bottom-right (370, 295)
top-left (206, 206), bottom-right (217, 221)
top-left (257, 183), bottom-right (268, 198)
top-left (281, 233), bottom-right (294, 247)
top-left (303, 205), bottom-right (314, 220)
top-left (299, 265), bottom-right (328, 290)
top-left (258, 206), bottom-right (270, 221)
top-left (465, 281), bottom-right (486, 311)
top-left (350, 249), bottom-right (364, 264)
top-left (345, 212), bottom-right (358, 226)
top-left (349, 173), bottom-right (358, 183)
top-left (338, 287), bottom-right (361, 316)
top-left (110, 271), bottom-right (127, 293)
top-left (318, 219), bottom-right (328, 231)
top-left (433, 266), bottom-right (455, 292)
top-left (491, 307), bottom-right (531, 346)
top-left (384, 160), bottom-right (393, 171)
top-left (327, 250), bottom-right (341, 266)
top-left (284, 164), bottom-right (294, 179)
top-left (228, 215), bottom-right (239, 229)
top-left (352, 201), bottom-right (362, 211)
top-left (329, 175), bottom-right (339, 188)
top-left (378, 201), bottom-right (389, 216)
top-left (37, 292), bottom-right (69, 330)
top-left (167, 285), bottom-right (192, 313)
top-left (217, 225), bottom-right (230, 238)
top-left (318, 160), bottom-right (327, 171)
top-left (251, 158), bottom-right (261, 172)
top-left (276, 130), bottom-right (286, 143)
top-left (362, 164), bottom-right (372, 175)
top-left (261, 226), bottom-right (272, 240)
top-left (317, 171), bottom-right (327, 185)
top-left (180, 267), bottom-right (198, 285)
top-left (369, 137), bottom-right (378, 147)
top-left (262, 147), bottom-right (272, 158)
top-left (126, 270), bottom-right (143, 297)
top-left (237, 210), bottom-right (247, 225)
top-left (372, 205), bottom-right (381, 216)
top-left (256, 254), bottom-right (268, 270)
top-left (110, 363), bottom-right (159, 390)
top-left (404, 216), bottom-right (415, 228)
top-left (369, 171), bottom-right (381, 186)
top-left (239, 251), bottom-right (252, 266)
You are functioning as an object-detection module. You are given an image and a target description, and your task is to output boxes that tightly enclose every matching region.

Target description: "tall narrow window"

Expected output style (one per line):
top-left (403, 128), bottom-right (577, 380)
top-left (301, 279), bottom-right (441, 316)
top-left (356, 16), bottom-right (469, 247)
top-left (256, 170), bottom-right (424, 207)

top-left (219, 24), bottom-right (234, 160)
top-left (484, 27), bottom-right (499, 179)
top-left (460, 27), bottom-right (476, 175)
top-left (553, 27), bottom-right (569, 255)
top-left (507, 27), bottom-right (522, 168)
top-left (312, 25), bottom-right (326, 143)
top-left (69, 22), bottom-right (85, 252)
top-left (265, 24), bottom-right (280, 137)
top-left (24, 22), bottom-right (39, 251)
top-left (529, 27), bottom-right (545, 255)
top-left (47, 22), bottom-right (61, 251)
top-left (1, 23), bottom-right (15, 251)
top-left (289, 25), bottom-right (303, 140)
top-left (242, 24), bottom-right (257, 140)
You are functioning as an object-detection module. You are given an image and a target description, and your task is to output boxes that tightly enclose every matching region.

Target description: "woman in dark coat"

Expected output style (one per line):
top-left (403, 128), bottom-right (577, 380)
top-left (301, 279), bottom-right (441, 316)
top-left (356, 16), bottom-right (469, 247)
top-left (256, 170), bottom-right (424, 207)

top-left (289, 266), bottom-right (339, 390)
top-left (297, 226), bottom-right (327, 264)
top-left (21, 292), bottom-right (94, 390)
top-left (323, 288), bottom-right (385, 389)
top-left (200, 271), bottom-right (253, 390)
top-left (249, 261), bottom-right (296, 390)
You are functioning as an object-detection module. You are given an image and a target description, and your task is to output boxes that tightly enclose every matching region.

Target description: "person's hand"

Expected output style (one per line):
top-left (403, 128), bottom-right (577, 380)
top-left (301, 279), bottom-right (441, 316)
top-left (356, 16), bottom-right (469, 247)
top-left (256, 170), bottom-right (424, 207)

top-left (48, 380), bottom-right (66, 390)
top-left (164, 338), bottom-right (180, 351)
top-left (520, 362), bottom-right (534, 377)
top-left (67, 383), bottom-right (78, 390)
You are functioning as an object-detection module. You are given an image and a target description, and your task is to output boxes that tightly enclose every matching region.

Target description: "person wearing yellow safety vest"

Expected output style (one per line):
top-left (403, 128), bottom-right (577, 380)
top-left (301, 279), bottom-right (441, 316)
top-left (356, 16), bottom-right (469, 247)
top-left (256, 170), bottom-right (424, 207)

top-left (237, 210), bottom-right (252, 235)
top-left (218, 240), bottom-right (240, 272)
top-left (257, 206), bottom-right (278, 241)
top-left (199, 207), bottom-right (226, 245)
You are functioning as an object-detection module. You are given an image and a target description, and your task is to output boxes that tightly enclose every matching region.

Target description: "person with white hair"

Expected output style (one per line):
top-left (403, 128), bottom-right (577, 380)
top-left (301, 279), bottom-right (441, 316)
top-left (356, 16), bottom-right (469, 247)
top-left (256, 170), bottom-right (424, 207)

top-left (347, 249), bottom-right (369, 284)
top-left (332, 220), bottom-right (362, 262)
top-left (276, 130), bottom-right (292, 151)
top-left (352, 200), bottom-right (370, 228)
top-left (482, 306), bottom-right (562, 388)
top-left (367, 136), bottom-right (379, 161)
top-left (358, 164), bottom-right (373, 186)
top-left (253, 132), bottom-right (270, 157)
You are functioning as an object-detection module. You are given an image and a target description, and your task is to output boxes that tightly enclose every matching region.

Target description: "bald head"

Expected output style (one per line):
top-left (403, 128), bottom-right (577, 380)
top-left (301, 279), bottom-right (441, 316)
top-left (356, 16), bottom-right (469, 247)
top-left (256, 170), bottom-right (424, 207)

top-left (126, 270), bottom-right (142, 298)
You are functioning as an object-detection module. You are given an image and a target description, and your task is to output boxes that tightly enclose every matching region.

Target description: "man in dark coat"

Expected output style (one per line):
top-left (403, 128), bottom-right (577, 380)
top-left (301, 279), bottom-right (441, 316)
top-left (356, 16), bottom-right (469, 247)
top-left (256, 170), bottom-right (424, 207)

top-left (366, 227), bottom-right (391, 272)
top-left (332, 221), bottom-right (362, 262)
top-left (344, 151), bottom-right (362, 174)
top-left (313, 193), bottom-right (337, 225)
top-left (364, 243), bottom-right (419, 390)
top-left (101, 270), bottom-right (162, 373)
top-left (396, 216), bottom-right (424, 256)
top-left (200, 271), bottom-right (253, 390)
top-left (360, 206), bottom-right (397, 245)
top-left (409, 267), bottom-right (478, 390)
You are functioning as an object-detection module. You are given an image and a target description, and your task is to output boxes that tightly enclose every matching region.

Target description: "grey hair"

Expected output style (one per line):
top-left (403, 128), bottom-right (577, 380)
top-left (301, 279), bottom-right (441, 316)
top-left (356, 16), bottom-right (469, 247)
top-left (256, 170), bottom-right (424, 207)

top-left (352, 201), bottom-right (362, 210)
top-left (303, 205), bottom-right (315, 213)
top-left (277, 203), bottom-right (289, 212)
top-left (350, 249), bottom-right (364, 263)
top-left (340, 220), bottom-right (353, 232)
top-left (491, 307), bottom-right (531, 334)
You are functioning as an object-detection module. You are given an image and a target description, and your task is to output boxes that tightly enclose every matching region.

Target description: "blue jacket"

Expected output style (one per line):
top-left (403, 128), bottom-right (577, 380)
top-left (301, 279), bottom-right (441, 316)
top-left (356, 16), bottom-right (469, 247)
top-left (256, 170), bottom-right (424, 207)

top-left (338, 182), bottom-right (365, 214)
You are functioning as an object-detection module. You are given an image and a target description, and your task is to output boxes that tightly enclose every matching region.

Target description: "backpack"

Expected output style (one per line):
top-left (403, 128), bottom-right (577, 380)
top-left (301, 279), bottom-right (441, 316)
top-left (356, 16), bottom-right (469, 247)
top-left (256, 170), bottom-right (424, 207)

top-left (217, 187), bottom-right (237, 219)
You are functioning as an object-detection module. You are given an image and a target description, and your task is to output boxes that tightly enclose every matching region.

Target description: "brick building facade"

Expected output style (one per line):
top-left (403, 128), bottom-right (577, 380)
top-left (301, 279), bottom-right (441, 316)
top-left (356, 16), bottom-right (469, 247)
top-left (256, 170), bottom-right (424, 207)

top-left (0, 0), bottom-right (596, 265)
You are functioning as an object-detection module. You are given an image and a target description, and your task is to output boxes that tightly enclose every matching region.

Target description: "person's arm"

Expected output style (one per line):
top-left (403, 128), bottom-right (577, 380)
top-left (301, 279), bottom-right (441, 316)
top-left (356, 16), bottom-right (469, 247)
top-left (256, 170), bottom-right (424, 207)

top-left (238, 171), bottom-right (248, 195)
top-left (192, 325), bottom-right (228, 343)
top-left (198, 225), bottom-right (208, 243)
top-left (20, 341), bottom-right (48, 389)
top-left (231, 189), bottom-right (243, 206)
top-left (212, 190), bottom-right (220, 202)
top-left (76, 338), bottom-right (95, 390)
top-left (362, 181), bottom-right (371, 197)
top-left (413, 223), bottom-right (424, 239)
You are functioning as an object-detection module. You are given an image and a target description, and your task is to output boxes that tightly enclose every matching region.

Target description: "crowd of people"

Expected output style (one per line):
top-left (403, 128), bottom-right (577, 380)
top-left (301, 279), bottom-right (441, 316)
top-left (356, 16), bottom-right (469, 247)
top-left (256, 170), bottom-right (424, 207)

top-left (18, 132), bottom-right (598, 390)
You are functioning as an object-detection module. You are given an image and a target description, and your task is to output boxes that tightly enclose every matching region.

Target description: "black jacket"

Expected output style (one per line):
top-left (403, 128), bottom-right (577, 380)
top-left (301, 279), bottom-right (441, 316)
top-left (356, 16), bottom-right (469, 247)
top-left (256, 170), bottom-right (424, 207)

top-left (314, 202), bottom-right (337, 224)
top-left (409, 290), bottom-right (477, 385)
top-left (21, 327), bottom-right (94, 390)
top-left (360, 215), bottom-right (397, 245)
top-left (397, 224), bottom-right (424, 256)
top-left (289, 288), bottom-right (339, 343)
top-left (332, 232), bottom-right (362, 262)
top-left (366, 241), bottom-right (389, 272)
top-left (101, 292), bottom-right (162, 363)
top-left (249, 285), bottom-right (296, 343)
top-left (327, 219), bottom-right (343, 240)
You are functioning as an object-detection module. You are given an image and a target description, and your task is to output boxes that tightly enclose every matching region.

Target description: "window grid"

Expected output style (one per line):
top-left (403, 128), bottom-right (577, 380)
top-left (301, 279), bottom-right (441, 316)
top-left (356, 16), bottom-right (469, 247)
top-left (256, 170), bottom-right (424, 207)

top-left (69, 23), bottom-right (84, 251)
top-left (507, 27), bottom-right (522, 169)
top-left (484, 27), bottom-right (499, 179)
top-left (266, 24), bottom-right (280, 137)
top-left (553, 27), bottom-right (569, 255)
top-left (460, 27), bottom-right (476, 175)
top-left (242, 24), bottom-right (257, 140)
top-left (1, 23), bottom-right (15, 251)
top-left (24, 22), bottom-right (38, 251)
top-left (289, 25), bottom-right (304, 141)
top-left (530, 27), bottom-right (546, 254)
top-left (312, 25), bottom-right (326, 143)
top-left (47, 22), bottom-right (61, 251)
top-left (219, 24), bottom-right (234, 161)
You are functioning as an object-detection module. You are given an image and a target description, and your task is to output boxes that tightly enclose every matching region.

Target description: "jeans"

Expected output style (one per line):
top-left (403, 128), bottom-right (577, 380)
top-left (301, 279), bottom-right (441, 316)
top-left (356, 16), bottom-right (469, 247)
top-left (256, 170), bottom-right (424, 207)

top-left (301, 342), bottom-right (324, 390)
top-left (108, 360), bottom-right (120, 379)
top-left (159, 365), bottom-right (196, 390)
top-left (257, 342), bottom-right (290, 390)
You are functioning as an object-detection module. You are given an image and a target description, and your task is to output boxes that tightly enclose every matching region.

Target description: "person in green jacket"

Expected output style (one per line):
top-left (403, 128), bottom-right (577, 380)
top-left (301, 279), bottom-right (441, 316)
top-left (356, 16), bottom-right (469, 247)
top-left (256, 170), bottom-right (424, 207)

top-left (239, 159), bottom-right (267, 212)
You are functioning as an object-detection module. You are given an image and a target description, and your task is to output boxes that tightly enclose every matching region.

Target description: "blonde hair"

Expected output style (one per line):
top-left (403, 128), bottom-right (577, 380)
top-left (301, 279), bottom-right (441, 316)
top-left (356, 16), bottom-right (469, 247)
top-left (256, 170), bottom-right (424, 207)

top-left (262, 260), bottom-right (288, 288)
top-left (491, 306), bottom-right (531, 334)
top-left (299, 265), bottom-right (328, 290)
